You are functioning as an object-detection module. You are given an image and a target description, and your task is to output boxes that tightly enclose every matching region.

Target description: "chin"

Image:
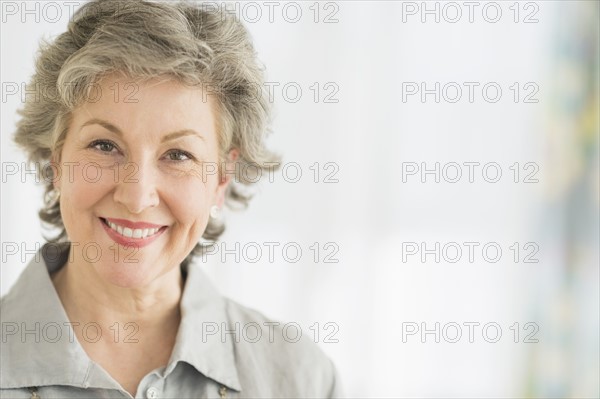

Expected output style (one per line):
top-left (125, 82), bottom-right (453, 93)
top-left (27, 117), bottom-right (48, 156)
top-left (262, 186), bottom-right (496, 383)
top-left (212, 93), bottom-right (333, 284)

top-left (94, 261), bottom-right (157, 289)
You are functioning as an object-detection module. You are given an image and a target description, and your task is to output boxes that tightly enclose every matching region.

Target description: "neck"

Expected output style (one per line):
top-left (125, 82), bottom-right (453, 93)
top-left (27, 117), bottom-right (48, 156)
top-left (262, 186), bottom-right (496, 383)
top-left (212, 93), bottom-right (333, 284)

top-left (51, 251), bottom-right (184, 338)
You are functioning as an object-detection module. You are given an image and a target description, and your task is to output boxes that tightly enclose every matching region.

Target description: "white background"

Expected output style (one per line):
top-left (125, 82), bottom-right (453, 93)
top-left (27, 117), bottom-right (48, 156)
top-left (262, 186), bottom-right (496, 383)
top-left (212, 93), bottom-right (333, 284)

top-left (1, 1), bottom-right (599, 397)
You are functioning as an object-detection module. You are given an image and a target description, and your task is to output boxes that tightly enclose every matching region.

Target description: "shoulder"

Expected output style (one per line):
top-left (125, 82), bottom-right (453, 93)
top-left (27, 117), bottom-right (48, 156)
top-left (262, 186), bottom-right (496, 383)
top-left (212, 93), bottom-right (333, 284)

top-left (222, 297), bottom-right (343, 398)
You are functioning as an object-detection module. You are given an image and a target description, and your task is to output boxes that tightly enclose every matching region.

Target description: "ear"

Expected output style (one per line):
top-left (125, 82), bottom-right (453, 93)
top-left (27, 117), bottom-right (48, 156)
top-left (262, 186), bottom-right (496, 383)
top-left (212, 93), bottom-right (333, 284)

top-left (215, 148), bottom-right (240, 208)
top-left (50, 153), bottom-right (62, 191)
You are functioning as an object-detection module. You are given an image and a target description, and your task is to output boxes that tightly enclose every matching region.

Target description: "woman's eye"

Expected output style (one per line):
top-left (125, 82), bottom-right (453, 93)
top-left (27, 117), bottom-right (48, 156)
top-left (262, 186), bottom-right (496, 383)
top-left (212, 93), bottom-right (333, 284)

top-left (166, 150), bottom-right (193, 162)
top-left (90, 140), bottom-right (117, 153)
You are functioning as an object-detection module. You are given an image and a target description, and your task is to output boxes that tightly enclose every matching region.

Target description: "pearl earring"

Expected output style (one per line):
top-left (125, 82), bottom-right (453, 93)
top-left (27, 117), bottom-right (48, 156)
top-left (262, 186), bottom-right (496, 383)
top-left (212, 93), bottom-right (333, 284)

top-left (210, 205), bottom-right (221, 219)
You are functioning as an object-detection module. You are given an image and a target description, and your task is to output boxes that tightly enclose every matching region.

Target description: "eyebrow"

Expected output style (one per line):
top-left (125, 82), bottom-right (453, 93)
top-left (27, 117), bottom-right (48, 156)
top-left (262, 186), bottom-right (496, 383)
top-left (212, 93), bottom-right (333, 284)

top-left (80, 118), bottom-right (205, 142)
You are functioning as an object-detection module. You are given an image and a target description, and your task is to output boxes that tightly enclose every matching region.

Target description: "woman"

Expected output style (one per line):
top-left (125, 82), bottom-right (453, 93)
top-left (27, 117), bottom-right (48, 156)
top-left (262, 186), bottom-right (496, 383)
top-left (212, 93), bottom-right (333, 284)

top-left (0, 0), bottom-right (341, 397)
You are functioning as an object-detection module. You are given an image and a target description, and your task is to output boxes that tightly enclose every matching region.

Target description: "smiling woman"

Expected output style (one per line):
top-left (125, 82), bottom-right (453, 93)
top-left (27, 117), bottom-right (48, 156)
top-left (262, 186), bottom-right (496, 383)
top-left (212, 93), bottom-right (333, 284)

top-left (0, 0), bottom-right (341, 398)
top-left (54, 75), bottom-right (223, 289)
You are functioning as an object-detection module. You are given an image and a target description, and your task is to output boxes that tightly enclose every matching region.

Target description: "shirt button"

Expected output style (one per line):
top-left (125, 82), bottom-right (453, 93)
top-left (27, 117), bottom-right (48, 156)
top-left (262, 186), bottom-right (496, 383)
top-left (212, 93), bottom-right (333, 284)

top-left (146, 387), bottom-right (159, 399)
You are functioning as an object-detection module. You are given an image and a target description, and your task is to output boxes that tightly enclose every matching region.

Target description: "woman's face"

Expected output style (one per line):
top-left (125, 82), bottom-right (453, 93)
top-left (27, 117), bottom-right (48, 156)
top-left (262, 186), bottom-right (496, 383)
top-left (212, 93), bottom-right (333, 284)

top-left (55, 74), bottom-right (230, 288)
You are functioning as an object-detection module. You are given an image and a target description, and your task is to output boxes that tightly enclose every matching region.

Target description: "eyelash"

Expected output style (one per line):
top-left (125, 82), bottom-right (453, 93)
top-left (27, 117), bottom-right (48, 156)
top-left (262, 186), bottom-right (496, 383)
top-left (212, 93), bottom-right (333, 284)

top-left (88, 139), bottom-right (195, 162)
top-left (165, 149), bottom-right (194, 162)
top-left (89, 139), bottom-right (118, 153)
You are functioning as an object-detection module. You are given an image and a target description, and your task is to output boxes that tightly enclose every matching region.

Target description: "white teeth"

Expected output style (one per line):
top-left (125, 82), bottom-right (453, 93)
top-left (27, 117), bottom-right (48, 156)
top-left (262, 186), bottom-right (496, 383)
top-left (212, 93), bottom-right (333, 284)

top-left (105, 219), bottom-right (161, 239)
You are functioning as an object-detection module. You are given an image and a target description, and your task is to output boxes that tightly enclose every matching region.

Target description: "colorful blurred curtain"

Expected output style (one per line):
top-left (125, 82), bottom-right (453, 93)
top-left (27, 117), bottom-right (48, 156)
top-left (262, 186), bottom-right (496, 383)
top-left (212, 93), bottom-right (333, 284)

top-left (527, 2), bottom-right (599, 397)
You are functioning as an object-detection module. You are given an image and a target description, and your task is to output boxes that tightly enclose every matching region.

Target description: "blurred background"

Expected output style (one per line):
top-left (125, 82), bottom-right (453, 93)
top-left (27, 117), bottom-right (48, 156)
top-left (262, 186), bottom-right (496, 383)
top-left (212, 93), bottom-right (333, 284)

top-left (1, 1), bottom-right (598, 397)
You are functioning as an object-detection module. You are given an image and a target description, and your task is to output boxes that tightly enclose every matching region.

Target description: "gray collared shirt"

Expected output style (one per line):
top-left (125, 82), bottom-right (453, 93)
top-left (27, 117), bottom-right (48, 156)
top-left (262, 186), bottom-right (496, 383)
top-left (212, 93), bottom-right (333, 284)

top-left (1, 244), bottom-right (342, 398)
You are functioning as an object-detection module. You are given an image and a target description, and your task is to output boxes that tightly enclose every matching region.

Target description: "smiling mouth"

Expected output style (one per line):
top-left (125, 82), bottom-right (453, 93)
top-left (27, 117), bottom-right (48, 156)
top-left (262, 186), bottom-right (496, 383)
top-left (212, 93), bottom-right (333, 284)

top-left (100, 218), bottom-right (165, 239)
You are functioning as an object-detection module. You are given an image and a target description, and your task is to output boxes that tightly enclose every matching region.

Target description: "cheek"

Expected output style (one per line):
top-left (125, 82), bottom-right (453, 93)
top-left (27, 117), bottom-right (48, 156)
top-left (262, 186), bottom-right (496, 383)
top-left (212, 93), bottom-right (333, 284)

top-left (57, 163), bottom-right (115, 242)
top-left (162, 176), bottom-right (215, 229)
top-left (60, 162), bottom-right (116, 211)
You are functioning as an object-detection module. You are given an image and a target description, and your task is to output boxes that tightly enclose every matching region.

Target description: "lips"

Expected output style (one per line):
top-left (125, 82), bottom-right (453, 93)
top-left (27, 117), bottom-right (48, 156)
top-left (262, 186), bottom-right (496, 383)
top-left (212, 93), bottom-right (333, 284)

top-left (99, 217), bottom-right (167, 248)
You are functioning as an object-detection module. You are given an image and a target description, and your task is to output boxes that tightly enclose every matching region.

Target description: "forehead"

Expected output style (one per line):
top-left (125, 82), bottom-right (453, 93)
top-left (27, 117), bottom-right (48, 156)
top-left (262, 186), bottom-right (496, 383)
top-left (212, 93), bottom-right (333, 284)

top-left (71, 73), bottom-right (218, 141)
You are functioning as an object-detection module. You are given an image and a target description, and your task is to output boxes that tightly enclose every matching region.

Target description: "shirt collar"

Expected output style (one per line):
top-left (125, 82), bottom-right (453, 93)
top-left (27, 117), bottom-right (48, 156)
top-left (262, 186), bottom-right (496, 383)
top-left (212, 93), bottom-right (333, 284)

top-left (169, 257), bottom-right (242, 391)
top-left (1, 243), bottom-right (241, 392)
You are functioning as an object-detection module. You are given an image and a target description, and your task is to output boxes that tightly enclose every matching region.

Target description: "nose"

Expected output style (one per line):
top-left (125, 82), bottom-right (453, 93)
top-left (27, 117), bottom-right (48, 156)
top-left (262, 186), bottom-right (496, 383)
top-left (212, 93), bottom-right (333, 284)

top-left (113, 160), bottom-right (160, 214)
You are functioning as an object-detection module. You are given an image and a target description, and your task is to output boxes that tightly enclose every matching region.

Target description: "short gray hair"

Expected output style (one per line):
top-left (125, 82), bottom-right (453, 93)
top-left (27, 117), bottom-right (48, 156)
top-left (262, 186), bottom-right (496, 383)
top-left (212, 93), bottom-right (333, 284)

top-left (14, 0), bottom-right (279, 267)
